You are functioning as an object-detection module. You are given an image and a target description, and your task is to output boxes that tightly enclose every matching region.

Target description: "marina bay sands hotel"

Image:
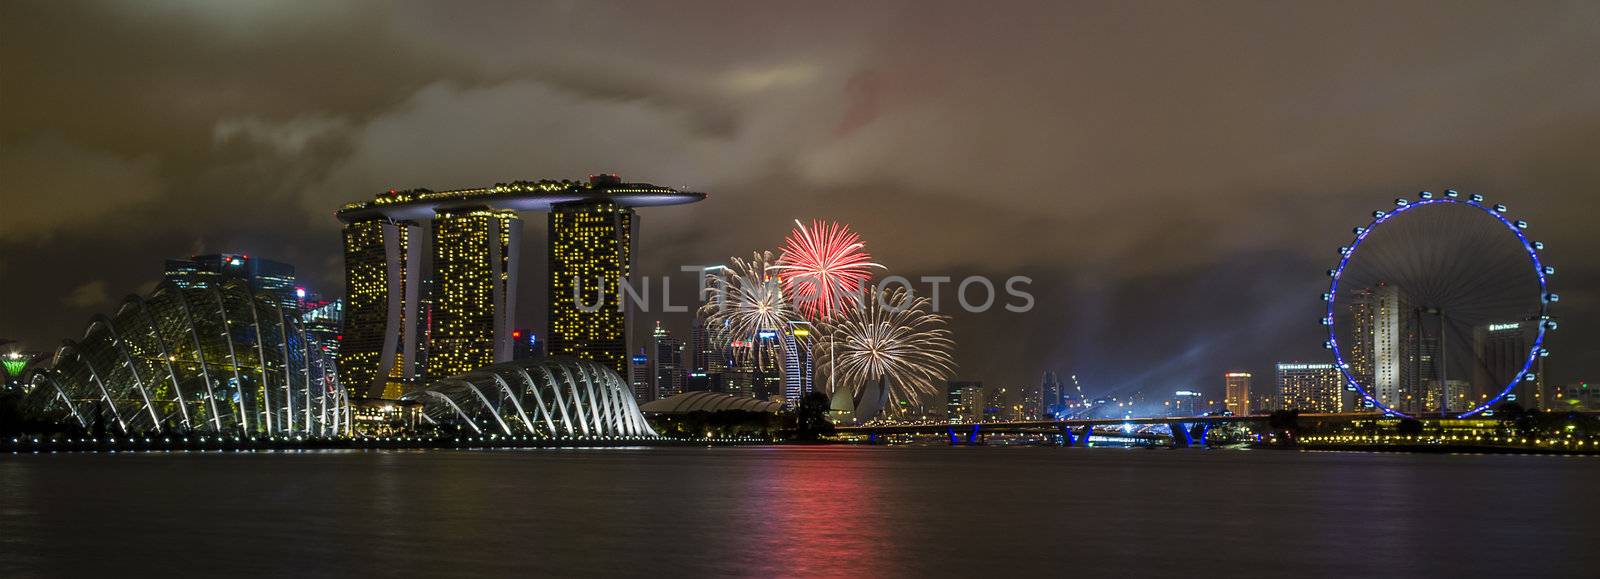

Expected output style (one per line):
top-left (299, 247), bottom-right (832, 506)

top-left (336, 174), bottom-right (704, 399)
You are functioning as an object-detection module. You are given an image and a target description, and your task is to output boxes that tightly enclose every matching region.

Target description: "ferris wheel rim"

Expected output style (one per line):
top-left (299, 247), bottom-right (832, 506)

top-left (1323, 192), bottom-right (1551, 419)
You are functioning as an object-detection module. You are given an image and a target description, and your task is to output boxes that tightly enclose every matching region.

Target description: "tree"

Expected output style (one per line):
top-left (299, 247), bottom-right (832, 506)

top-left (1493, 402), bottom-right (1543, 437)
top-left (1267, 409), bottom-right (1301, 443)
top-left (1396, 418), bottom-right (1424, 436)
top-left (1494, 401), bottom-right (1526, 423)
top-left (793, 391), bottom-right (834, 441)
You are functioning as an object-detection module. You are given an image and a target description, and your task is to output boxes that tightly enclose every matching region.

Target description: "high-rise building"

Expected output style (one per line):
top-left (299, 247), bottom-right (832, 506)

top-left (1474, 320), bottom-right (1545, 410)
top-left (1371, 284), bottom-right (1407, 411)
top-left (947, 380), bottom-right (983, 423)
top-left (341, 217), bottom-right (422, 398)
top-left (691, 315), bottom-right (712, 375)
top-left (630, 351), bottom-right (653, 403)
top-left (1040, 371), bottom-right (1062, 419)
top-left (413, 277), bottom-right (435, 382)
top-left (162, 258), bottom-right (203, 287)
top-left (549, 198), bottom-right (636, 377)
top-left (164, 253), bottom-right (300, 313)
top-left (685, 313), bottom-right (715, 393)
top-left (1020, 380), bottom-right (1043, 420)
top-left (1170, 390), bottom-right (1203, 416)
top-left (782, 324), bottom-right (815, 409)
top-left (982, 386), bottom-right (1011, 421)
top-left (336, 175), bottom-right (703, 395)
top-left (651, 322), bottom-right (685, 400)
top-left (1405, 334), bottom-right (1444, 414)
top-left (429, 208), bottom-right (521, 379)
top-left (723, 369), bottom-right (754, 399)
top-left (1345, 287), bottom-right (1377, 398)
top-left (1276, 362), bottom-right (1345, 413)
top-left (1224, 372), bottom-right (1252, 416)
top-left (745, 330), bottom-right (785, 402)
top-left (302, 298), bottom-right (344, 381)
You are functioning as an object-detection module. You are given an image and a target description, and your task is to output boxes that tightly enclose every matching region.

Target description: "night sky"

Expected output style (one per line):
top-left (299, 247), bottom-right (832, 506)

top-left (3, 1), bottom-right (1597, 403)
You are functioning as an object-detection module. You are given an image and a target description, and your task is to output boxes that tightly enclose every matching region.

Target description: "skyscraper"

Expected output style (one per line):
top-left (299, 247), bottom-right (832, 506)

top-left (549, 196), bottom-right (636, 377)
top-left (1345, 287), bottom-right (1376, 402)
top-left (782, 324), bottom-right (815, 409)
top-left (1276, 362), bottom-right (1345, 413)
top-left (341, 217), bottom-right (422, 398)
top-left (413, 277), bottom-right (434, 382)
top-left (749, 331), bottom-right (784, 402)
top-left (685, 314), bottom-right (713, 393)
top-left (336, 175), bottom-right (703, 397)
top-left (690, 315), bottom-right (712, 376)
top-left (947, 380), bottom-right (983, 423)
top-left (1474, 320), bottom-right (1545, 410)
top-left (164, 253), bottom-right (300, 312)
top-left (1371, 284), bottom-right (1408, 411)
top-left (651, 322), bottom-right (685, 400)
top-left (630, 351), bottom-right (653, 403)
top-left (982, 385), bottom-right (1010, 421)
top-left (302, 297), bottom-right (343, 382)
top-left (1041, 371), bottom-right (1062, 419)
top-left (1224, 372), bottom-right (1252, 416)
top-left (1020, 380), bottom-right (1043, 420)
top-left (1170, 390), bottom-right (1203, 416)
top-left (429, 208), bottom-right (521, 379)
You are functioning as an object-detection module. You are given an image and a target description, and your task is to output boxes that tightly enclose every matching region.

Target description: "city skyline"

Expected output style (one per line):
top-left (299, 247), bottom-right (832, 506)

top-left (4, 5), bottom-right (1600, 576)
top-left (4, 2), bottom-right (1598, 405)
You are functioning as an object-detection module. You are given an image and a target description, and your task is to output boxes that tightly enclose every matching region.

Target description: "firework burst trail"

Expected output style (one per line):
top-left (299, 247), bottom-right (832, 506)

top-left (699, 251), bottom-right (795, 375)
top-left (775, 219), bottom-right (883, 323)
top-left (775, 219), bottom-right (884, 399)
top-left (817, 286), bottom-right (956, 412)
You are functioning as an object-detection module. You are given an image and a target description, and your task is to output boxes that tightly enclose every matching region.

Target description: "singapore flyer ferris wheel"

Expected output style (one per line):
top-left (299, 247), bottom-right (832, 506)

top-left (1324, 189), bottom-right (1556, 418)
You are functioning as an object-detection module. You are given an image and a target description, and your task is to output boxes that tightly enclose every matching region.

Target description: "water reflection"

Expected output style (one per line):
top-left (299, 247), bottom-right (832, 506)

top-left (737, 447), bottom-right (895, 576)
top-left (0, 448), bottom-right (1596, 577)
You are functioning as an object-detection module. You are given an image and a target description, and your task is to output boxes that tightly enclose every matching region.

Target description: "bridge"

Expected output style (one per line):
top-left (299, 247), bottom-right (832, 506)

top-left (836, 413), bottom-right (1384, 446)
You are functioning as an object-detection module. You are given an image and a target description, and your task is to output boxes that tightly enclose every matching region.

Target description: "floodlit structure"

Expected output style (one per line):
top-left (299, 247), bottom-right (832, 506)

top-left (401, 358), bottom-right (657, 437)
top-left (338, 174), bottom-right (704, 394)
top-left (1327, 190), bottom-right (1553, 417)
top-left (20, 280), bottom-right (350, 436)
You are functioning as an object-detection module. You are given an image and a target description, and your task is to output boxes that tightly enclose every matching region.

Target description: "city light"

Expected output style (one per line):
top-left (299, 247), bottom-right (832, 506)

top-left (2, 8), bottom-right (1595, 575)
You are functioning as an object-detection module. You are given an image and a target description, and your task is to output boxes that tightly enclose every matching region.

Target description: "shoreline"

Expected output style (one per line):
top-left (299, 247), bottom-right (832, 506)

top-left (9, 436), bottom-right (1599, 456)
top-left (3, 434), bottom-right (770, 454)
top-left (1286, 442), bottom-right (1599, 456)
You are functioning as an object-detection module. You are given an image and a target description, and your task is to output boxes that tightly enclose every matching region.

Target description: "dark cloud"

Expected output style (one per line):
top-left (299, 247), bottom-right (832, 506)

top-left (61, 280), bottom-right (110, 310)
top-left (3, 1), bottom-right (1597, 399)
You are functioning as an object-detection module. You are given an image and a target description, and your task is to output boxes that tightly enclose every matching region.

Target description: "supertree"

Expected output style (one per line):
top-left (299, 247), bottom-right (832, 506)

top-left (816, 286), bottom-right (956, 412)
top-left (775, 219), bottom-right (882, 323)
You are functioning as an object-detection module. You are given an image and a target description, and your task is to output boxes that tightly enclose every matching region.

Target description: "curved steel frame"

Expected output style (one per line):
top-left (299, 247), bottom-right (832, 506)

top-left (402, 358), bottom-right (656, 438)
top-left (1325, 192), bottom-right (1550, 418)
top-left (18, 280), bottom-right (350, 436)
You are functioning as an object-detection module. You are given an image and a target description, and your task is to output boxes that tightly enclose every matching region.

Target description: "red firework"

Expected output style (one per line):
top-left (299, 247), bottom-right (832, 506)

top-left (776, 219), bottom-right (882, 322)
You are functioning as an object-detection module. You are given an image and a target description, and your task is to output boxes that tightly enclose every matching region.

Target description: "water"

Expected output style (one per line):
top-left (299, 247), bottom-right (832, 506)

top-left (1, 447), bottom-right (1596, 578)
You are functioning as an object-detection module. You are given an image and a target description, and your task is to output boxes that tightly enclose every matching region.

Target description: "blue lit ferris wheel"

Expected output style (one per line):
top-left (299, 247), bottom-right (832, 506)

top-left (1324, 190), bottom-right (1554, 418)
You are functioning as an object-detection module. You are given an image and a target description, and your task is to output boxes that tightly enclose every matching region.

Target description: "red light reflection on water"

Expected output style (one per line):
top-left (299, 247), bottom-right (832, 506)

top-left (732, 447), bottom-right (899, 576)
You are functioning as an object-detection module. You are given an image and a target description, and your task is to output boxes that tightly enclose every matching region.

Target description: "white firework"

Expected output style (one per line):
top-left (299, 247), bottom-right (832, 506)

top-left (817, 286), bottom-right (956, 411)
top-left (700, 251), bottom-right (795, 357)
